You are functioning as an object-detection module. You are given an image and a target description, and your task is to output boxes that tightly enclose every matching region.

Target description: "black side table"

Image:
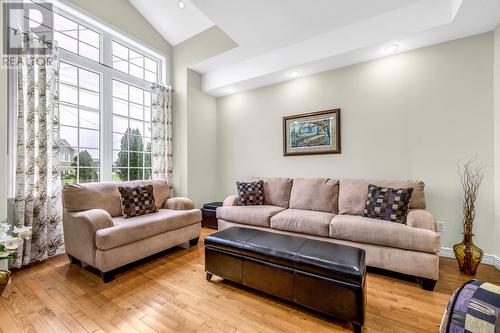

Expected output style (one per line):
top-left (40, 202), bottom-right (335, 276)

top-left (201, 202), bottom-right (223, 229)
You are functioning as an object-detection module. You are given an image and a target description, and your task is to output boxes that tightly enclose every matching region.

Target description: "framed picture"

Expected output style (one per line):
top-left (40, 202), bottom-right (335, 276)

top-left (283, 109), bottom-right (341, 156)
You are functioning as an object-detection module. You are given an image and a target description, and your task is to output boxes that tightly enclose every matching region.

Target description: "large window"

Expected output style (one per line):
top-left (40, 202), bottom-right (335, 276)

top-left (112, 80), bottom-right (152, 181)
top-left (49, 3), bottom-right (166, 184)
top-left (59, 62), bottom-right (100, 183)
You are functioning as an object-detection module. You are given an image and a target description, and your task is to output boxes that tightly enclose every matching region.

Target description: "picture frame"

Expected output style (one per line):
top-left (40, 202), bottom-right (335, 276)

top-left (283, 108), bottom-right (341, 156)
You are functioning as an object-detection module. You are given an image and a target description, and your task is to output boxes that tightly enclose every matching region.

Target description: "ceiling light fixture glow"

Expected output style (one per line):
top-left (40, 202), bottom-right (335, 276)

top-left (177, 0), bottom-right (185, 9)
top-left (288, 70), bottom-right (301, 78)
top-left (383, 44), bottom-right (400, 54)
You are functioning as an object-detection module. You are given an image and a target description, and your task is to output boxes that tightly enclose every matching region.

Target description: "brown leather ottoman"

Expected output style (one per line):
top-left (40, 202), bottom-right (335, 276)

top-left (204, 227), bottom-right (366, 333)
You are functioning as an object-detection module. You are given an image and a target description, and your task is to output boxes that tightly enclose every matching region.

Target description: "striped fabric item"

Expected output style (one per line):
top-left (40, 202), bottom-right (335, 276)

top-left (440, 280), bottom-right (500, 333)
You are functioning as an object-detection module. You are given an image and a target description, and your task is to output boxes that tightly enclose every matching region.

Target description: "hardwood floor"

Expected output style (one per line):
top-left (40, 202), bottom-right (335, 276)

top-left (1, 228), bottom-right (499, 333)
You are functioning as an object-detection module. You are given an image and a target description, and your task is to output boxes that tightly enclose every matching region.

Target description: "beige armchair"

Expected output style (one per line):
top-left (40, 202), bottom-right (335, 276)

top-left (62, 180), bottom-right (201, 282)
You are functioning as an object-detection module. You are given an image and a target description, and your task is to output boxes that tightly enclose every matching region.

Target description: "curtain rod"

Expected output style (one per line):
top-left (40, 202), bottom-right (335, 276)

top-left (7, 27), bottom-right (175, 92)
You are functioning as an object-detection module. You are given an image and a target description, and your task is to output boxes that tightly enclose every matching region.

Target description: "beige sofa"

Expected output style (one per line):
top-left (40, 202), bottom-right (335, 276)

top-left (62, 180), bottom-right (201, 282)
top-left (217, 177), bottom-right (441, 290)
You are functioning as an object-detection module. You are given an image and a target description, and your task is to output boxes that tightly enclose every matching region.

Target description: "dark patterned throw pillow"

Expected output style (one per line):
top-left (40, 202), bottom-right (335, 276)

top-left (236, 181), bottom-right (265, 206)
top-left (118, 185), bottom-right (158, 219)
top-left (362, 184), bottom-right (413, 223)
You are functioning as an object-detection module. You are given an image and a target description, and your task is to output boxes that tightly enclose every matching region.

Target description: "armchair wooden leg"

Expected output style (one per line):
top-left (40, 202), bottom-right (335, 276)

top-left (417, 277), bottom-right (437, 291)
top-left (189, 237), bottom-right (200, 247)
top-left (206, 272), bottom-right (213, 281)
top-left (353, 323), bottom-right (362, 333)
top-left (68, 255), bottom-right (81, 266)
top-left (101, 271), bottom-right (115, 283)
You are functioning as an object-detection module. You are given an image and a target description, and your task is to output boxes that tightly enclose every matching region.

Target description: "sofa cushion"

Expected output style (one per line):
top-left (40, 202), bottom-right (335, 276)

top-left (270, 209), bottom-right (334, 237)
top-left (216, 205), bottom-right (285, 227)
top-left (362, 184), bottom-right (413, 223)
top-left (246, 177), bottom-right (293, 208)
top-left (118, 185), bottom-right (158, 218)
top-left (329, 215), bottom-right (440, 253)
top-left (95, 209), bottom-right (201, 250)
top-left (236, 181), bottom-right (265, 206)
top-left (338, 179), bottom-right (426, 215)
top-left (62, 180), bottom-right (171, 216)
top-left (289, 178), bottom-right (339, 213)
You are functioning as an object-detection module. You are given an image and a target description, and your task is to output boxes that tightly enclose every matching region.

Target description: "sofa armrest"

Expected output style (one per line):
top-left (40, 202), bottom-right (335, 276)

top-left (163, 197), bottom-right (195, 210)
top-left (223, 195), bottom-right (238, 206)
top-left (406, 209), bottom-right (436, 232)
top-left (62, 209), bottom-right (113, 266)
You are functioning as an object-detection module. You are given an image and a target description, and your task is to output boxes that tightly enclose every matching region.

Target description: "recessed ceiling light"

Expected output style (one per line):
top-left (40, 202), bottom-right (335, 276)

top-left (224, 87), bottom-right (234, 93)
top-left (288, 70), bottom-right (301, 78)
top-left (177, 0), bottom-right (185, 9)
top-left (383, 44), bottom-right (400, 54)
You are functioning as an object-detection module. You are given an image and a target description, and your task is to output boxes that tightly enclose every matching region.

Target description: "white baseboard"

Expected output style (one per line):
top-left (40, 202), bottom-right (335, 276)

top-left (440, 247), bottom-right (500, 270)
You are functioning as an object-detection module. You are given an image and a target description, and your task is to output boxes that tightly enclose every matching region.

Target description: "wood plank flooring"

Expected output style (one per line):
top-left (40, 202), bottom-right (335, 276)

top-left (1, 228), bottom-right (499, 333)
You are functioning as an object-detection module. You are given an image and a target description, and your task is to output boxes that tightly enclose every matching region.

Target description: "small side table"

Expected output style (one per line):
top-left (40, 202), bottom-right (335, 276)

top-left (201, 202), bottom-right (223, 229)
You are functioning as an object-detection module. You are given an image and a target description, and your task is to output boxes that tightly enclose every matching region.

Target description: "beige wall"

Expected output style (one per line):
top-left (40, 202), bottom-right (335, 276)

top-left (494, 24), bottom-right (500, 257)
top-left (216, 33), bottom-right (496, 253)
top-left (172, 26), bottom-right (236, 203)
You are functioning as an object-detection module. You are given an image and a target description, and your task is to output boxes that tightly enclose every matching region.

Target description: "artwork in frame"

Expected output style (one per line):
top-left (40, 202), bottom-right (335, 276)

top-left (283, 109), bottom-right (341, 156)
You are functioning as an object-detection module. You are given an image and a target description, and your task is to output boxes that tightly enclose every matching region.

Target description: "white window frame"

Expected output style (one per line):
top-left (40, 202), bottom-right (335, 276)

top-left (7, 0), bottom-right (170, 195)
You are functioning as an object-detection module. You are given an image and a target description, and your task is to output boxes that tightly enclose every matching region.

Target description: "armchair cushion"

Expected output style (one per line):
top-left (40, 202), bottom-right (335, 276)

top-left (163, 197), bottom-right (195, 210)
top-left (270, 209), bottom-right (335, 237)
top-left (96, 209), bottom-right (201, 250)
top-left (216, 205), bottom-right (285, 227)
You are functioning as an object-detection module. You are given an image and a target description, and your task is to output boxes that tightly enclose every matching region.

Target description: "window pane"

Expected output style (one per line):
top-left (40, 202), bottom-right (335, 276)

top-left (144, 71), bottom-right (157, 83)
top-left (144, 92), bottom-right (151, 107)
top-left (79, 168), bottom-right (99, 183)
top-left (79, 89), bottom-right (99, 109)
top-left (129, 168), bottom-right (143, 181)
top-left (79, 128), bottom-right (99, 149)
top-left (129, 64), bottom-right (143, 79)
top-left (144, 57), bottom-right (157, 73)
top-left (112, 56), bottom-right (128, 73)
top-left (128, 135), bottom-right (143, 152)
top-left (129, 86), bottom-right (143, 104)
top-left (144, 153), bottom-right (151, 168)
top-left (144, 169), bottom-right (152, 180)
top-left (54, 31), bottom-right (77, 53)
top-left (130, 103), bottom-right (143, 120)
top-left (112, 41), bottom-right (128, 59)
top-left (60, 125), bottom-right (78, 147)
top-left (54, 14), bottom-right (78, 38)
top-left (79, 68), bottom-right (99, 92)
top-left (80, 109), bottom-right (99, 128)
top-left (60, 84), bottom-right (78, 104)
top-left (129, 49), bottom-right (143, 67)
top-left (113, 81), bottom-right (128, 100)
top-left (113, 98), bottom-right (128, 117)
top-left (112, 168), bottom-right (128, 181)
top-left (61, 166), bottom-right (77, 184)
top-left (113, 115), bottom-right (129, 133)
top-left (144, 137), bottom-right (152, 151)
top-left (130, 119), bottom-right (143, 134)
top-left (145, 122), bottom-right (152, 138)
top-left (60, 104), bottom-right (78, 126)
top-left (79, 42), bottom-right (99, 62)
top-left (144, 107), bottom-right (151, 122)
top-left (113, 132), bottom-right (128, 150)
top-left (78, 149), bottom-right (99, 167)
top-left (60, 62), bottom-right (77, 85)
top-left (79, 26), bottom-right (99, 48)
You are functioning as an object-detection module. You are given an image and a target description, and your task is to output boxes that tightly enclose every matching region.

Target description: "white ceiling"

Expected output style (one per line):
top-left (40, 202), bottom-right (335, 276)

top-left (129, 0), bottom-right (213, 46)
top-left (130, 0), bottom-right (500, 97)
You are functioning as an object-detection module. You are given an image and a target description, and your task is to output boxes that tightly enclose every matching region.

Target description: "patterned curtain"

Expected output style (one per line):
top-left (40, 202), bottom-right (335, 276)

top-left (13, 34), bottom-right (64, 268)
top-left (151, 85), bottom-right (173, 186)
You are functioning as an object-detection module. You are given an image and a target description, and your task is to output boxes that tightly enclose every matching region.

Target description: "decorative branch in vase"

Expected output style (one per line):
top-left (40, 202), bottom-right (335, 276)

top-left (453, 157), bottom-right (485, 275)
top-left (0, 221), bottom-right (32, 296)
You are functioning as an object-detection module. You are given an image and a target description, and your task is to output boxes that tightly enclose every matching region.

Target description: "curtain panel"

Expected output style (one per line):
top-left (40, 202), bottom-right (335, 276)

top-left (13, 35), bottom-right (64, 268)
top-left (151, 85), bottom-right (173, 186)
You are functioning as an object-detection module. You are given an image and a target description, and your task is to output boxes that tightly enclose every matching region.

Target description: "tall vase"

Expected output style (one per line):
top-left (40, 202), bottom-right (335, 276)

top-left (453, 233), bottom-right (483, 275)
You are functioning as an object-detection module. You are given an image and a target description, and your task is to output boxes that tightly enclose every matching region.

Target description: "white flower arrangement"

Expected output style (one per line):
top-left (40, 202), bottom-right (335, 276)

top-left (0, 221), bottom-right (32, 260)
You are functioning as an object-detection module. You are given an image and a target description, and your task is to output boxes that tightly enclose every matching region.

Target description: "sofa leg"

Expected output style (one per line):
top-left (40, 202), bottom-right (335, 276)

top-left (68, 255), bottom-right (81, 266)
top-left (206, 272), bottom-right (213, 281)
top-left (353, 323), bottom-right (362, 333)
top-left (189, 237), bottom-right (200, 247)
top-left (101, 271), bottom-right (115, 283)
top-left (417, 277), bottom-right (437, 291)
